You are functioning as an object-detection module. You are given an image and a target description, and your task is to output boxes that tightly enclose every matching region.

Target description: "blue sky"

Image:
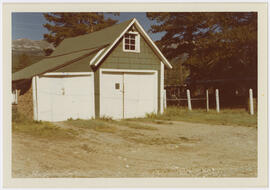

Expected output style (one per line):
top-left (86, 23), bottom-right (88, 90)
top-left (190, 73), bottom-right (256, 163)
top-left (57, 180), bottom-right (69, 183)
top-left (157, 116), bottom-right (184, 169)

top-left (12, 12), bottom-right (165, 41)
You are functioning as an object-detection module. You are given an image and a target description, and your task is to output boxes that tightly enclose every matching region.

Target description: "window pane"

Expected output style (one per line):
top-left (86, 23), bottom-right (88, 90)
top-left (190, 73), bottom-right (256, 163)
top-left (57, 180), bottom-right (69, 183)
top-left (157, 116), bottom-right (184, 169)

top-left (115, 83), bottom-right (120, 90)
top-left (124, 33), bottom-right (139, 51)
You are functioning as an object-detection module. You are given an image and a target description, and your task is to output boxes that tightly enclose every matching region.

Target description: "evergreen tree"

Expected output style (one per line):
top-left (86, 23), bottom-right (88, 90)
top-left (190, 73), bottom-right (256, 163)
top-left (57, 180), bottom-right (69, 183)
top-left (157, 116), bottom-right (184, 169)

top-left (16, 53), bottom-right (32, 72)
top-left (43, 48), bottom-right (54, 56)
top-left (43, 13), bottom-right (119, 47)
top-left (147, 12), bottom-right (257, 85)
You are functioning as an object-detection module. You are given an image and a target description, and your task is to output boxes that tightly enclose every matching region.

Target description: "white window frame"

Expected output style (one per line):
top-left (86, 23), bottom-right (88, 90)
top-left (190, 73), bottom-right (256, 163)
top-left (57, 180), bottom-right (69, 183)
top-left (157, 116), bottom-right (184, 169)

top-left (122, 31), bottom-right (140, 53)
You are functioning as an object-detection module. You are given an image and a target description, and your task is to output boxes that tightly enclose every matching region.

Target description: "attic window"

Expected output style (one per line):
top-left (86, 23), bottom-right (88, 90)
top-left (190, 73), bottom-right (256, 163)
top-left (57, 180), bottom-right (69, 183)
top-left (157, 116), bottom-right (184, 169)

top-left (123, 32), bottom-right (140, 53)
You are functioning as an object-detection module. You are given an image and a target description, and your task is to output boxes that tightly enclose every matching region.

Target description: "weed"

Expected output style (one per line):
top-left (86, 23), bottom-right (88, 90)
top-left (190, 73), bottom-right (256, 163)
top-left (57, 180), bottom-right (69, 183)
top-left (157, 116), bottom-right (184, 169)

top-left (145, 112), bottom-right (160, 119)
top-left (64, 119), bottom-right (117, 133)
top-left (81, 144), bottom-right (97, 153)
top-left (93, 125), bottom-right (116, 133)
top-left (138, 107), bottom-right (257, 127)
top-left (153, 120), bottom-right (173, 125)
top-left (119, 129), bottom-right (144, 139)
top-left (99, 116), bottom-right (114, 121)
top-left (128, 136), bottom-right (181, 145)
top-left (117, 121), bottom-right (157, 131)
top-left (12, 107), bottom-right (77, 139)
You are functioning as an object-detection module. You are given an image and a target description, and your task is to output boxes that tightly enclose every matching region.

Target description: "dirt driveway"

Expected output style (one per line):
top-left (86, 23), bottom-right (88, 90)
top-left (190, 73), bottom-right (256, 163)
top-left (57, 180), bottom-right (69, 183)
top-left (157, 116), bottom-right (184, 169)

top-left (12, 120), bottom-right (257, 177)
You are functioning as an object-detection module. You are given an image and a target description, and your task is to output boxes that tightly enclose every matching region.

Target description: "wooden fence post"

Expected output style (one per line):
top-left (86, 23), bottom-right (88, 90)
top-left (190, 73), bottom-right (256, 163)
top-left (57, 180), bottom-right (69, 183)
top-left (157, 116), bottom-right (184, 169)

top-left (249, 88), bottom-right (254, 115)
top-left (215, 89), bottom-right (220, 113)
top-left (187, 89), bottom-right (192, 111)
top-left (206, 89), bottom-right (209, 112)
top-left (178, 88), bottom-right (181, 106)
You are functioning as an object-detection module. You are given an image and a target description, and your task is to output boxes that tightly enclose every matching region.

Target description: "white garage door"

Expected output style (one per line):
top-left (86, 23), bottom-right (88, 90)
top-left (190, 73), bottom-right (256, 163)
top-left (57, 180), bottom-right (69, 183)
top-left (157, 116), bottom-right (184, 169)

top-left (100, 70), bottom-right (157, 119)
top-left (36, 73), bottom-right (95, 122)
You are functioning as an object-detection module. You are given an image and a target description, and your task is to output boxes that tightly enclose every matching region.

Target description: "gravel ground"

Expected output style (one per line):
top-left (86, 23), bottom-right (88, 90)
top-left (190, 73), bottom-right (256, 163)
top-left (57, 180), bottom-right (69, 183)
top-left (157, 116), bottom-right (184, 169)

top-left (12, 120), bottom-right (257, 177)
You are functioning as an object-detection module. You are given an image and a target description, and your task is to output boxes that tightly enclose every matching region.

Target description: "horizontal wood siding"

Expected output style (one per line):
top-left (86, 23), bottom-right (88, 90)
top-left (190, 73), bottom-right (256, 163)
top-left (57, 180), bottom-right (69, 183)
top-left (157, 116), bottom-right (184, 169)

top-left (101, 37), bottom-right (160, 70)
top-left (100, 35), bottom-right (161, 113)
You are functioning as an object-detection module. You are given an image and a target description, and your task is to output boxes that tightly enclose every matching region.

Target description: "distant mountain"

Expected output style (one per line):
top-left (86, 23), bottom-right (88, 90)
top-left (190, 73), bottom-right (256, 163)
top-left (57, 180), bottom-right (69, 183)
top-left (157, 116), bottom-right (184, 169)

top-left (12, 38), bottom-right (55, 56)
top-left (12, 39), bottom-right (55, 73)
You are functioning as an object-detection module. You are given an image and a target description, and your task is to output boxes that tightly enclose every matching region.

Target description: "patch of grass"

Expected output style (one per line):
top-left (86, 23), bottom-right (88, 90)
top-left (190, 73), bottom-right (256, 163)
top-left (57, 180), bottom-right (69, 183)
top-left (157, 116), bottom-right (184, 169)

top-left (178, 136), bottom-right (190, 142)
top-left (141, 107), bottom-right (257, 127)
top-left (64, 119), bottom-right (108, 128)
top-left (152, 120), bottom-right (173, 125)
top-left (65, 118), bottom-right (157, 132)
top-left (128, 136), bottom-right (182, 145)
top-left (12, 108), bottom-right (77, 139)
top-left (80, 144), bottom-right (98, 153)
top-left (119, 130), bottom-right (145, 140)
top-left (124, 134), bottom-right (199, 145)
top-left (117, 121), bottom-right (158, 131)
top-left (99, 116), bottom-right (113, 121)
top-left (93, 125), bottom-right (116, 133)
top-left (64, 119), bottom-right (117, 133)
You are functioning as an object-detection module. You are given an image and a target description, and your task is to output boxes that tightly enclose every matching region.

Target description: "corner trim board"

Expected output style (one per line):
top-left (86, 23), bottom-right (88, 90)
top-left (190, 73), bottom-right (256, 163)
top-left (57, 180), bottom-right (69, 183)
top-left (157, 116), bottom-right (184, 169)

top-left (32, 76), bottom-right (38, 121)
top-left (160, 61), bottom-right (164, 113)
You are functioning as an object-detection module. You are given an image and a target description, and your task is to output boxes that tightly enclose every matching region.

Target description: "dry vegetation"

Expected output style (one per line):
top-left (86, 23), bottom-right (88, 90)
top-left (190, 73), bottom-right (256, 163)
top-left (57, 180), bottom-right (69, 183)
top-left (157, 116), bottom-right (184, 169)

top-left (12, 108), bottom-right (77, 139)
top-left (141, 107), bottom-right (257, 128)
top-left (12, 107), bottom-right (257, 178)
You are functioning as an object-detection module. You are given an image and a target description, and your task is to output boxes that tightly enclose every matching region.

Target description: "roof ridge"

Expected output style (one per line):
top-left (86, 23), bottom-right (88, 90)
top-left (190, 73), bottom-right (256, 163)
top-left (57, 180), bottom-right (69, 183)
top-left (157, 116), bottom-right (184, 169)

top-left (61, 18), bottom-right (134, 43)
top-left (46, 44), bottom-right (109, 58)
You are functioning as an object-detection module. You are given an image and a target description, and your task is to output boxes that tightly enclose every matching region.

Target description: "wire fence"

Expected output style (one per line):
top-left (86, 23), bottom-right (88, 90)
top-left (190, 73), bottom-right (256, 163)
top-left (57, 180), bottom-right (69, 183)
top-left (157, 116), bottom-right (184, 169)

top-left (12, 84), bottom-right (257, 121)
top-left (164, 85), bottom-right (257, 114)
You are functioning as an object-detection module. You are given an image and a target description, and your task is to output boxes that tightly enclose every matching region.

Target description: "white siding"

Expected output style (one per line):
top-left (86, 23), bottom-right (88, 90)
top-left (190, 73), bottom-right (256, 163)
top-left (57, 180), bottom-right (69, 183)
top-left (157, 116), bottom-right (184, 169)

top-left (34, 72), bottom-right (95, 122)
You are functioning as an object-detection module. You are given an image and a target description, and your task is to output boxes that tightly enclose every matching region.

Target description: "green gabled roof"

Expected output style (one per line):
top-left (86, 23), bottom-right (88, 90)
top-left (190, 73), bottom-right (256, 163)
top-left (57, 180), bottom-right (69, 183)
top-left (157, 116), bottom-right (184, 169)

top-left (50, 19), bottom-right (133, 57)
top-left (12, 48), bottom-right (99, 81)
top-left (12, 19), bottom-right (133, 82)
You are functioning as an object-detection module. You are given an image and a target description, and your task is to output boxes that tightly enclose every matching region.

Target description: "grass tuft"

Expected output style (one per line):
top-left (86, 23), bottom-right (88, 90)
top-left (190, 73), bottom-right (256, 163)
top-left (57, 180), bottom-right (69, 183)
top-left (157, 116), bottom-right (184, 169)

top-left (93, 125), bottom-right (116, 133)
top-left (142, 107), bottom-right (257, 127)
top-left (117, 120), bottom-right (157, 131)
top-left (12, 107), bottom-right (77, 139)
top-left (64, 119), bottom-right (117, 133)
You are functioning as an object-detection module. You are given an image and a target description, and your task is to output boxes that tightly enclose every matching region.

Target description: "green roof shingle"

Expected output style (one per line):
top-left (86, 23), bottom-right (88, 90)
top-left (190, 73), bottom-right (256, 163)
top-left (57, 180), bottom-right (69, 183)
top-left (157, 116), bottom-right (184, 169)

top-left (12, 19), bottom-right (133, 82)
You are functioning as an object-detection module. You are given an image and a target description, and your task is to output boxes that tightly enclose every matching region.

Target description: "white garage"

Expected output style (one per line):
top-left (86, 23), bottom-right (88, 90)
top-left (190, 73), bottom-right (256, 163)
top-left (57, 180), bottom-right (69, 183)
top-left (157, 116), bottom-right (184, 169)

top-left (100, 69), bottom-right (158, 119)
top-left (32, 72), bottom-right (95, 122)
top-left (12, 18), bottom-right (172, 121)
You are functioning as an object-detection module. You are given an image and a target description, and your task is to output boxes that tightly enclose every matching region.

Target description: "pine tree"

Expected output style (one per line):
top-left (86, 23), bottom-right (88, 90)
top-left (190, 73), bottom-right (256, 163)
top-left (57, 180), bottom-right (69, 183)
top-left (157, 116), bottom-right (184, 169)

top-left (43, 13), bottom-right (119, 47)
top-left (147, 12), bottom-right (257, 85)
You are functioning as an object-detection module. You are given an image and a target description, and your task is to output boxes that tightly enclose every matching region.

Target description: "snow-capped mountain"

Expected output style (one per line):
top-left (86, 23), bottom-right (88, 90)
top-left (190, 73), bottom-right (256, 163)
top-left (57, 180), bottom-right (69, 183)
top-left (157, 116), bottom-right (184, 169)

top-left (12, 38), bottom-right (55, 55)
